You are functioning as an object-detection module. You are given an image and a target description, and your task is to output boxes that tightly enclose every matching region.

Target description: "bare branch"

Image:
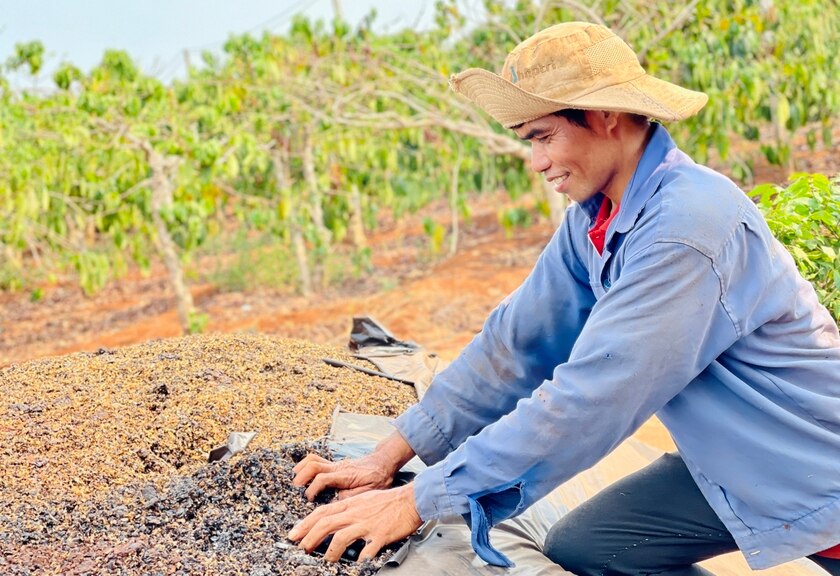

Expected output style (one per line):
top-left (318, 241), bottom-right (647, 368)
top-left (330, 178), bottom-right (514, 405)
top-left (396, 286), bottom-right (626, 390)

top-left (637, 0), bottom-right (701, 64)
top-left (537, 0), bottom-right (607, 28)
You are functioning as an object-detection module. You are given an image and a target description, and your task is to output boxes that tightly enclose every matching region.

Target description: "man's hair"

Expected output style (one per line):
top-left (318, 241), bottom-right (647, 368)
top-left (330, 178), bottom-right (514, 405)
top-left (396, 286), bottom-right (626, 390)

top-left (554, 109), bottom-right (590, 128)
top-left (510, 109), bottom-right (649, 131)
top-left (553, 109), bottom-right (649, 129)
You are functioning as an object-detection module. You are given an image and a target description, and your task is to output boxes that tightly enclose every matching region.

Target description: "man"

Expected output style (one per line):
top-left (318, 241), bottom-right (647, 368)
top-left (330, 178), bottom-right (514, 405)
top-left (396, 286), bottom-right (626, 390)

top-left (289, 22), bottom-right (840, 575)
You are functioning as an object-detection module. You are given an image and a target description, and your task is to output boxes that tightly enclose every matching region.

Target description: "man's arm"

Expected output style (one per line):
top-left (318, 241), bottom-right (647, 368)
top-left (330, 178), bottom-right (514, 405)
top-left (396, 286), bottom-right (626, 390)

top-left (293, 210), bottom-right (594, 502)
top-left (289, 209), bottom-right (596, 561)
top-left (395, 212), bottom-right (597, 466)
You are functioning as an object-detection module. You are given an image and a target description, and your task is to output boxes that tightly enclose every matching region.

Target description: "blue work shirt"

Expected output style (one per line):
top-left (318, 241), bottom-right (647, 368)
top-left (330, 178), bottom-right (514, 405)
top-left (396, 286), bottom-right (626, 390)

top-left (394, 124), bottom-right (840, 570)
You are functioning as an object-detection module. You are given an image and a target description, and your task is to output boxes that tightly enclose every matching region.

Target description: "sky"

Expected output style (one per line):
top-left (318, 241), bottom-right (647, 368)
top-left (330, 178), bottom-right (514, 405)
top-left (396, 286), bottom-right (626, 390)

top-left (0, 1), bottom-right (441, 84)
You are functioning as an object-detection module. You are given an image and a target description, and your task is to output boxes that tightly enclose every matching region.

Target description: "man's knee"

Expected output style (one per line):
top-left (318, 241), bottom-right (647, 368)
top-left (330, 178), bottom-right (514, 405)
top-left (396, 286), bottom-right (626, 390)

top-left (545, 518), bottom-right (722, 576)
top-left (543, 517), bottom-right (603, 576)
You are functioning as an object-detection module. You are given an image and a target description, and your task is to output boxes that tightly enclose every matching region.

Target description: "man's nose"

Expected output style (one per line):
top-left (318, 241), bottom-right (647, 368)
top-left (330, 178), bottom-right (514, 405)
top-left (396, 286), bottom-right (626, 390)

top-left (530, 143), bottom-right (549, 173)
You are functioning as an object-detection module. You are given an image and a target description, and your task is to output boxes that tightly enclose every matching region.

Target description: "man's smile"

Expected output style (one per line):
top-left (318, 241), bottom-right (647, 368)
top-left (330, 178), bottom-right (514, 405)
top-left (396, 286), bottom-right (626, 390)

top-left (547, 172), bottom-right (571, 193)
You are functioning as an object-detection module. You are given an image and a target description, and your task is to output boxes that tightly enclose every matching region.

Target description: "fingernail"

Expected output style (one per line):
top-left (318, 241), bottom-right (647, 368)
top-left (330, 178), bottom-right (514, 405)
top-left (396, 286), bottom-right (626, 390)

top-left (288, 527), bottom-right (299, 540)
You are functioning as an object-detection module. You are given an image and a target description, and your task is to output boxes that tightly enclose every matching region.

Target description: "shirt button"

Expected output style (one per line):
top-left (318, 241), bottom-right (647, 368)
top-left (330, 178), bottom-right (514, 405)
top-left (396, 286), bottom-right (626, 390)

top-left (603, 278), bottom-right (612, 290)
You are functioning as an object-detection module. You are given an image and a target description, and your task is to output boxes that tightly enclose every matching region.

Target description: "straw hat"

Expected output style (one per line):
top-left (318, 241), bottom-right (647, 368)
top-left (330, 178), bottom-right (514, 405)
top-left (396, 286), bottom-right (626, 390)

top-left (450, 22), bottom-right (708, 128)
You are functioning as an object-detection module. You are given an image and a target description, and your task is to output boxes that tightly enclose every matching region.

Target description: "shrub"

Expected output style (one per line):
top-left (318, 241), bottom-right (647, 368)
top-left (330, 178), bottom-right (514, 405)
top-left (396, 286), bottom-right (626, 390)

top-left (754, 174), bottom-right (840, 320)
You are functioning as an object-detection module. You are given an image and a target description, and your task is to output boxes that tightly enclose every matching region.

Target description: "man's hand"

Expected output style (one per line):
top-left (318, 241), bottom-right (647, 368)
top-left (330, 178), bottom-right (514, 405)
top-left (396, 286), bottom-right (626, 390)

top-left (292, 452), bottom-right (393, 501)
top-left (292, 431), bottom-right (415, 501)
top-left (287, 483), bottom-right (422, 562)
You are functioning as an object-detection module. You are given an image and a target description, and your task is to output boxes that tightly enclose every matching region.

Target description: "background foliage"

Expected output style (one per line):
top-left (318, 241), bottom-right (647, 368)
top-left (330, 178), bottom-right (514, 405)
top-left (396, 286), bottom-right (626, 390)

top-left (1, 0), bottom-right (838, 327)
top-left (756, 174), bottom-right (840, 319)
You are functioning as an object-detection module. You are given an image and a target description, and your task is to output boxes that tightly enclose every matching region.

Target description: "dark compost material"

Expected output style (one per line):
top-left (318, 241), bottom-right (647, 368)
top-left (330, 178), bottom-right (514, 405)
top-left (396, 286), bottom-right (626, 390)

top-left (2, 445), bottom-right (390, 575)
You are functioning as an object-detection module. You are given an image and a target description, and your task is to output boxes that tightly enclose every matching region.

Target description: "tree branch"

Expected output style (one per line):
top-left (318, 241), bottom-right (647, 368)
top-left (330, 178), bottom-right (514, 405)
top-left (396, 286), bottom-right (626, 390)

top-left (637, 0), bottom-right (700, 64)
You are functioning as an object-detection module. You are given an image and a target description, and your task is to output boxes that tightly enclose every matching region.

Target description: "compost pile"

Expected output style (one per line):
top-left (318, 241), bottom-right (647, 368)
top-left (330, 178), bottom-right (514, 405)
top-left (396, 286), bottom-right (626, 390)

top-left (0, 333), bottom-right (417, 575)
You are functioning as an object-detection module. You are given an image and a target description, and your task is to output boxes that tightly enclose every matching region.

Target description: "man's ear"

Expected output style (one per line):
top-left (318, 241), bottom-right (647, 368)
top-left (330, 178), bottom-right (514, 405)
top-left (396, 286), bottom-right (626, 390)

top-left (584, 110), bottom-right (618, 135)
top-left (601, 111), bottom-right (620, 135)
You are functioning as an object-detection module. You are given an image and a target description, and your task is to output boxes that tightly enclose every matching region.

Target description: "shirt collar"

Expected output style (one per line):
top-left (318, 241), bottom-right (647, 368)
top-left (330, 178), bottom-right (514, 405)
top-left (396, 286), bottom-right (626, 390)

top-left (579, 123), bottom-right (677, 234)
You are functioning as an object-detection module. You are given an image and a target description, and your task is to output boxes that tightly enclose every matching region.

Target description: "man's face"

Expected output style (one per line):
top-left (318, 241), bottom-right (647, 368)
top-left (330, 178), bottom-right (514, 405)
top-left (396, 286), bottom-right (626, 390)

top-left (513, 112), bottom-right (619, 204)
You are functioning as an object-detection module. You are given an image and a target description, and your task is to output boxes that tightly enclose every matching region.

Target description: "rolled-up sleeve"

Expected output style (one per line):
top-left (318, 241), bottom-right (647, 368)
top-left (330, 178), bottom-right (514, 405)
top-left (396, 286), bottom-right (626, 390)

top-left (395, 213), bottom-right (596, 467)
top-left (412, 240), bottom-right (740, 566)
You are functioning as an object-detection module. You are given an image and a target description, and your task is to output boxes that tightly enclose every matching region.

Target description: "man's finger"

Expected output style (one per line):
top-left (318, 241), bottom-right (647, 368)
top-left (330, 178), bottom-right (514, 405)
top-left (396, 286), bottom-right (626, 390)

top-left (298, 509), bottom-right (349, 553)
top-left (357, 537), bottom-right (384, 562)
top-left (305, 471), bottom-right (353, 501)
top-left (292, 453), bottom-right (330, 475)
top-left (324, 526), bottom-right (366, 563)
top-left (287, 500), bottom-right (332, 541)
top-left (292, 458), bottom-right (335, 488)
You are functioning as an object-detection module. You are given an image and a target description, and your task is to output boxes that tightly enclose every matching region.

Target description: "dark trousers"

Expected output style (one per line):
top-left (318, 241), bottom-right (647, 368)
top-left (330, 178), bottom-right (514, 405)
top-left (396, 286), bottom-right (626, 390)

top-left (543, 452), bottom-right (840, 576)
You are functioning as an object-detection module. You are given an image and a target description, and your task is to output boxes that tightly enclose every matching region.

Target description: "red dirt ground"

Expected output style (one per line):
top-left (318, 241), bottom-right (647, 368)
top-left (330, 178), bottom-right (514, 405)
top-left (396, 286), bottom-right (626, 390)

top-left (0, 192), bottom-right (541, 369)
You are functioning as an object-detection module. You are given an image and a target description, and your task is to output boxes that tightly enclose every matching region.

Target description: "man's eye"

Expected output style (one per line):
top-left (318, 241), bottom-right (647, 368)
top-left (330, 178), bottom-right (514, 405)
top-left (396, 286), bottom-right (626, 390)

top-left (537, 136), bottom-right (550, 144)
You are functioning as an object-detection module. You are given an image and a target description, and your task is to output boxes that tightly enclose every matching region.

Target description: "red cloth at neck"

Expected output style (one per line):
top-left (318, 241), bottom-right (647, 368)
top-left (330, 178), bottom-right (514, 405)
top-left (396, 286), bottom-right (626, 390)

top-left (587, 196), bottom-right (619, 255)
top-left (817, 543), bottom-right (840, 559)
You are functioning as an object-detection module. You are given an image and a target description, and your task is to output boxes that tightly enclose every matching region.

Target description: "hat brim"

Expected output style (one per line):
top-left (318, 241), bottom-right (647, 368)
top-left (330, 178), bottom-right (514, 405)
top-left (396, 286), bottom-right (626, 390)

top-left (450, 68), bottom-right (708, 128)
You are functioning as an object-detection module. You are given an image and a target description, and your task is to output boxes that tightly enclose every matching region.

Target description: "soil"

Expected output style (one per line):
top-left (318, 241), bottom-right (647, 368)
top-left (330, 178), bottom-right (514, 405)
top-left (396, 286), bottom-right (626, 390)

top-left (0, 191), bottom-right (545, 368)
